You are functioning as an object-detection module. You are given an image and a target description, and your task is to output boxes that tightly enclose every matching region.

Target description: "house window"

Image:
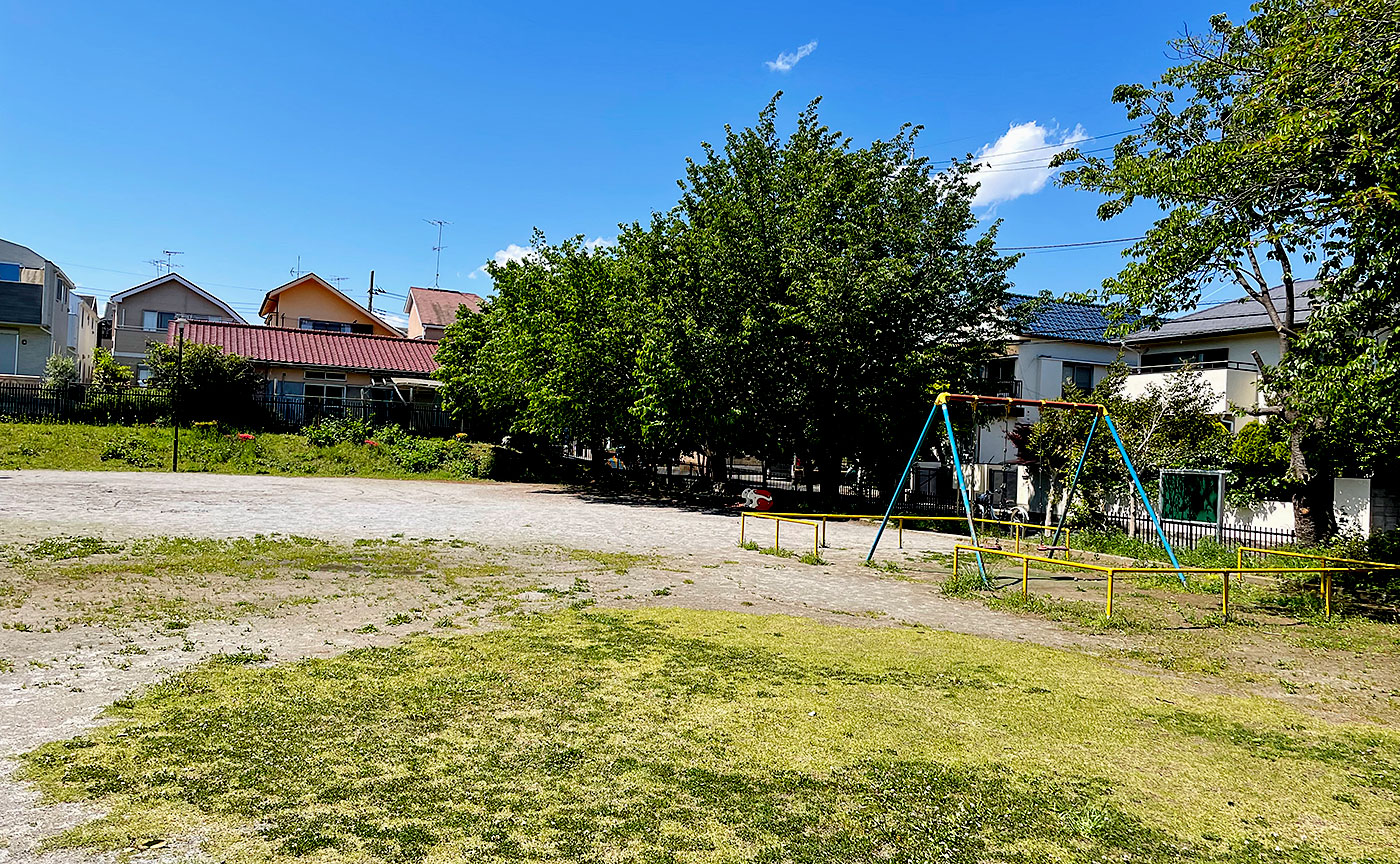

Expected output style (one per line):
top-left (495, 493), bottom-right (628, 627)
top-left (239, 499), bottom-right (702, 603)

top-left (304, 370), bottom-right (348, 381)
top-left (300, 318), bottom-right (374, 335)
top-left (1062, 363), bottom-right (1095, 396)
top-left (136, 366), bottom-right (153, 384)
top-left (0, 262), bottom-right (20, 282)
top-left (305, 383), bottom-right (345, 406)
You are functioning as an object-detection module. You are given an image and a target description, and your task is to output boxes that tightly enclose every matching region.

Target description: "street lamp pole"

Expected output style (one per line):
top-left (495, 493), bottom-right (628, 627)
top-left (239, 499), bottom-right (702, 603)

top-left (172, 318), bottom-right (187, 472)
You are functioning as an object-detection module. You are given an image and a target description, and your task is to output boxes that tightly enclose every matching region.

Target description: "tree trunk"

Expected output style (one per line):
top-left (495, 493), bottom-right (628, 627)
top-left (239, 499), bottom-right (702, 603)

top-left (1285, 411), bottom-right (1332, 545)
top-left (707, 448), bottom-right (728, 486)
top-left (818, 452), bottom-right (843, 504)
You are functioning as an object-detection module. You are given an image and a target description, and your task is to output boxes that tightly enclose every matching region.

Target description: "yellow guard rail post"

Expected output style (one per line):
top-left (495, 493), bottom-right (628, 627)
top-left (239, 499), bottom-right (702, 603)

top-left (739, 512), bottom-right (820, 559)
top-left (1236, 546), bottom-right (1400, 620)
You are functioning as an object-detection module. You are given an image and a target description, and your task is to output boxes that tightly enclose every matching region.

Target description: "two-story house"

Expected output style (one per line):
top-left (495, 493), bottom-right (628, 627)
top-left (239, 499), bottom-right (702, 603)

top-left (1123, 282), bottom-right (1314, 429)
top-left (259, 273), bottom-right (401, 337)
top-left (0, 237), bottom-right (92, 381)
top-left (961, 296), bottom-right (1129, 509)
top-left (403, 287), bottom-right (483, 341)
top-left (103, 273), bottom-right (246, 381)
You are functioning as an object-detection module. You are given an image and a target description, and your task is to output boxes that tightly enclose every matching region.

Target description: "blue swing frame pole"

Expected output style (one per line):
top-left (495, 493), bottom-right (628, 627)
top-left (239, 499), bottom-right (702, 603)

top-left (865, 398), bottom-right (942, 563)
top-left (1100, 411), bottom-right (1186, 584)
top-left (942, 400), bottom-right (988, 584)
top-left (1046, 412), bottom-right (1100, 558)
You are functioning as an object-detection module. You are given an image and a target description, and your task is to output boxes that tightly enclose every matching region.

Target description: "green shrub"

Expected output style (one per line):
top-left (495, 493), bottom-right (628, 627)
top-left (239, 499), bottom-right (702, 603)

top-left (100, 433), bottom-right (160, 468)
top-left (304, 417), bottom-right (375, 447)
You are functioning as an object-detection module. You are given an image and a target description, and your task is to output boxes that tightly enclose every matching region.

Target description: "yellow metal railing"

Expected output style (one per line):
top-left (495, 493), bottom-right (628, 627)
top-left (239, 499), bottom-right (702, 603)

top-left (759, 511), bottom-right (1068, 554)
top-left (1235, 546), bottom-right (1400, 619)
top-left (953, 544), bottom-right (1358, 621)
top-left (739, 512), bottom-right (820, 559)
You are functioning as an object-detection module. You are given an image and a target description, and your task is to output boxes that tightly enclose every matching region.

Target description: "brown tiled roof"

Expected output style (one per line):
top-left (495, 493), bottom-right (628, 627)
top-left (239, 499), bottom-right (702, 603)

top-left (170, 320), bottom-right (439, 375)
top-left (407, 286), bottom-right (483, 327)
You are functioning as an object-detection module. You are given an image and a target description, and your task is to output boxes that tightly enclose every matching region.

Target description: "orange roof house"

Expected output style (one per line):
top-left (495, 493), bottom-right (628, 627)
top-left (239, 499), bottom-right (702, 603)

top-left (258, 273), bottom-right (401, 337)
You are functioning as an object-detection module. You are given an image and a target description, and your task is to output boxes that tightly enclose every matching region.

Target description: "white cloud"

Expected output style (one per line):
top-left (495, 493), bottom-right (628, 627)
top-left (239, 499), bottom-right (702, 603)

top-left (766, 40), bottom-right (817, 72)
top-left (378, 310), bottom-right (410, 330)
top-left (466, 238), bottom-right (610, 280)
top-left (468, 243), bottom-right (538, 279)
top-left (970, 121), bottom-right (1088, 208)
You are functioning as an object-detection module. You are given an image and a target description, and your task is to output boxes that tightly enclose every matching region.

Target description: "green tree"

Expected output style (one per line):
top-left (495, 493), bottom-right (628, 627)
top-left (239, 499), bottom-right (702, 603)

top-left (456, 234), bottom-right (648, 471)
top-left (43, 354), bottom-right (80, 389)
top-left (434, 300), bottom-right (511, 440)
top-left (91, 348), bottom-right (135, 389)
top-left (147, 340), bottom-right (261, 421)
top-left (1025, 368), bottom-right (1231, 529)
top-left (630, 95), bottom-right (1016, 496)
top-left (1051, 0), bottom-right (1399, 542)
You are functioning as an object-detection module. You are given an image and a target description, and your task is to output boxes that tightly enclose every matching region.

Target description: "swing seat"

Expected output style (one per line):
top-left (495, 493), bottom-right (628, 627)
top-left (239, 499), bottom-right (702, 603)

top-left (981, 538), bottom-right (1002, 550)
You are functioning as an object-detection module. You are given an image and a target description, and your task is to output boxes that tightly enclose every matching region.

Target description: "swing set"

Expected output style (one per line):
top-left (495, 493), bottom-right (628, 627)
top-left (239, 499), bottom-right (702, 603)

top-left (865, 392), bottom-right (1186, 586)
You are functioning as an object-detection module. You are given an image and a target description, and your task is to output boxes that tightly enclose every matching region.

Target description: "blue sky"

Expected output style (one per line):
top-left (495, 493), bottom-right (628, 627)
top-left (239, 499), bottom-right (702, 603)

top-left (2, 0), bottom-right (1254, 326)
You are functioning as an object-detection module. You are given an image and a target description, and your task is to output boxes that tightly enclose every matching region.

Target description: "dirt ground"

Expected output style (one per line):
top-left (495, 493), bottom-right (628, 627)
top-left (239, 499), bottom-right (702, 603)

top-left (0, 469), bottom-right (1396, 863)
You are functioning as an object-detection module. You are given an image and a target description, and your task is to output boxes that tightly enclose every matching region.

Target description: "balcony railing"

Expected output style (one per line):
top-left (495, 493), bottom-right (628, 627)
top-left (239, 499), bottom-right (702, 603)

top-left (1128, 360), bottom-right (1256, 374)
top-left (973, 377), bottom-right (1023, 398)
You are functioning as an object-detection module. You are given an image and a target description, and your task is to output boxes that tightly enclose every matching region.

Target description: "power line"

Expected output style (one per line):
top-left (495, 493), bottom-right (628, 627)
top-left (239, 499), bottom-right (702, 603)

top-left (930, 127), bottom-right (1137, 164)
top-left (998, 236), bottom-right (1144, 251)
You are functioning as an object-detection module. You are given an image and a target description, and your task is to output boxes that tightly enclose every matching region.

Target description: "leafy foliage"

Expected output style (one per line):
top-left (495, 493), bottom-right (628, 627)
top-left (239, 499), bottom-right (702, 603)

top-left (146, 340), bottom-right (261, 422)
top-left (1022, 367), bottom-right (1231, 514)
top-left (91, 348), bottom-right (134, 389)
top-left (1053, 0), bottom-right (1400, 541)
top-left (437, 95), bottom-right (1016, 493)
top-left (43, 354), bottom-right (80, 389)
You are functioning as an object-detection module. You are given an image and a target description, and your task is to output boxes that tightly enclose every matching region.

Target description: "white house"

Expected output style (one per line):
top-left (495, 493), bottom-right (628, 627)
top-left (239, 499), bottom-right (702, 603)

top-left (954, 295), bottom-right (1131, 512)
top-left (1122, 281), bottom-right (1315, 428)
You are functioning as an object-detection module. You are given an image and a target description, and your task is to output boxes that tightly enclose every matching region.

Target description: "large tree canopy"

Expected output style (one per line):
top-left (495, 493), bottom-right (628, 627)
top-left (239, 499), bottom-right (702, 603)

top-left (1052, 0), bottom-right (1400, 542)
top-left (437, 95), bottom-right (1018, 495)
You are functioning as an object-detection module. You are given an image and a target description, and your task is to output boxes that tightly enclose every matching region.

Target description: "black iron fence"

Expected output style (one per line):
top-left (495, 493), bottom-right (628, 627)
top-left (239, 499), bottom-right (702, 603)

top-left (1098, 512), bottom-right (1296, 550)
top-left (0, 381), bottom-right (459, 436)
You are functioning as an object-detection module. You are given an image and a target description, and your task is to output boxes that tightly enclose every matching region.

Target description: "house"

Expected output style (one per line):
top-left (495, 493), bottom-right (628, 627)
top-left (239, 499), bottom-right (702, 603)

top-left (0, 237), bottom-right (93, 381)
top-left (403, 286), bottom-right (483, 341)
top-left (102, 273), bottom-right (246, 381)
top-left (172, 320), bottom-right (441, 405)
top-left (1123, 281), bottom-right (1315, 428)
top-left (259, 273), bottom-right (402, 337)
top-left (70, 294), bottom-right (99, 381)
top-left (956, 296), bottom-right (1130, 509)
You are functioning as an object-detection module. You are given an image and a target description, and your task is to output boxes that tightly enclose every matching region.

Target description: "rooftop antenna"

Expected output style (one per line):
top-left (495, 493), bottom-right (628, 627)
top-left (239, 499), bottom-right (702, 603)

top-left (367, 269), bottom-right (386, 313)
top-left (328, 275), bottom-right (350, 289)
top-left (162, 250), bottom-right (184, 272)
top-left (145, 258), bottom-right (166, 275)
top-left (290, 256), bottom-right (305, 279)
top-left (424, 218), bottom-right (450, 287)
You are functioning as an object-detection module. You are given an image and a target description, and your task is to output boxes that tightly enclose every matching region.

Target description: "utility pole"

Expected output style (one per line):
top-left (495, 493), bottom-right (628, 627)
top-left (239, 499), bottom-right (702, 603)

top-left (171, 318), bottom-right (187, 472)
top-left (367, 270), bottom-right (386, 313)
top-left (424, 219), bottom-right (450, 287)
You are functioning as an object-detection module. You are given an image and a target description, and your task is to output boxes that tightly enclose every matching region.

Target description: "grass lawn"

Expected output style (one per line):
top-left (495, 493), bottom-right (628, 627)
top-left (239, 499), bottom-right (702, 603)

top-left (0, 421), bottom-right (502, 480)
top-left (22, 608), bottom-right (1400, 863)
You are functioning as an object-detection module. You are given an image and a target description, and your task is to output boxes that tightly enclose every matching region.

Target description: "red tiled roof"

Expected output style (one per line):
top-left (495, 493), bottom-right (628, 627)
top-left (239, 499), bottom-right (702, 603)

top-left (407, 286), bottom-right (483, 327)
top-left (170, 321), bottom-right (439, 375)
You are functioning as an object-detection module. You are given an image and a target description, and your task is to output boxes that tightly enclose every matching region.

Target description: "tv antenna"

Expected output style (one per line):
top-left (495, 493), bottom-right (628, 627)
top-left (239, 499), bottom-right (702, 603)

top-left (328, 275), bottom-right (349, 289)
top-left (146, 251), bottom-right (184, 275)
top-left (424, 218), bottom-right (450, 287)
top-left (289, 256), bottom-right (306, 279)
